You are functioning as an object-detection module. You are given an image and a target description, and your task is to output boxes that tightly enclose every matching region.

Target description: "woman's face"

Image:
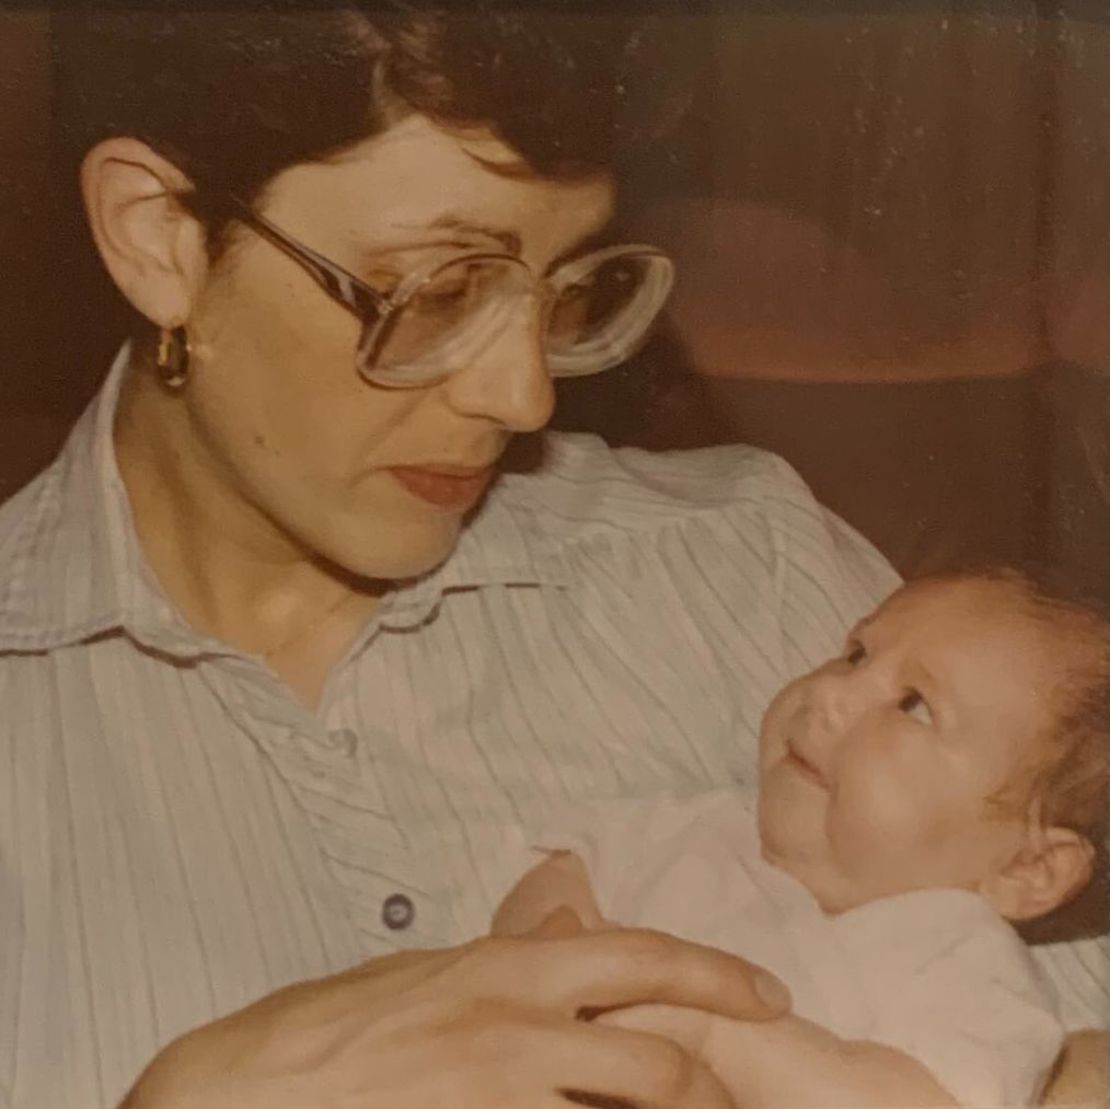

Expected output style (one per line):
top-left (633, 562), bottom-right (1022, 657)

top-left (178, 115), bottom-right (614, 580)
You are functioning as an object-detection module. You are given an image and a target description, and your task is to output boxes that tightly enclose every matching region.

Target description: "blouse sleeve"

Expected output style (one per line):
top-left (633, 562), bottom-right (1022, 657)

top-left (759, 453), bottom-right (901, 678)
top-left (534, 440), bottom-right (902, 788)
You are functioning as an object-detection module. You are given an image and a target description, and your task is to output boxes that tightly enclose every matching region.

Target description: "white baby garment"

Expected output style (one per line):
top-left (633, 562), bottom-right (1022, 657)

top-left (537, 790), bottom-right (1065, 1108)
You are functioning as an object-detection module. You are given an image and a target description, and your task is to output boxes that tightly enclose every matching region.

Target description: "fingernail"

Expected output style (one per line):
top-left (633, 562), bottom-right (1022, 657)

top-left (754, 970), bottom-right (792, 1012)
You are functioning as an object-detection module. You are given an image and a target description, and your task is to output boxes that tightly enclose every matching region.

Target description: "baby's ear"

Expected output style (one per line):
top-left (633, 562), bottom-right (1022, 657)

top-left (979, 827), bottom-right (1095, 921)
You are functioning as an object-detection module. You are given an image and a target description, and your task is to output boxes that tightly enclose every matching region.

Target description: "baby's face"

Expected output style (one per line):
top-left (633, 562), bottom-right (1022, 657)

top-left (758, 577), bottom-right (1067, 914)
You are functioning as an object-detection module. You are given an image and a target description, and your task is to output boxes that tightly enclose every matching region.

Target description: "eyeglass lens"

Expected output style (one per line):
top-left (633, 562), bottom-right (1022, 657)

top-left (363, 258), bottom-right (529, 385)
top-left (545, 253), bottom-right (673, 376)
top-left (361, 251), bottom-right (672, 386)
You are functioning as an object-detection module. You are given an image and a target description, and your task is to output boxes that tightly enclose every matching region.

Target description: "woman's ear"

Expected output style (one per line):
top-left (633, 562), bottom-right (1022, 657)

top-left (979, 827), bottom-right (1095, 922)
top-left (80, 137), bottom-right (209, 328)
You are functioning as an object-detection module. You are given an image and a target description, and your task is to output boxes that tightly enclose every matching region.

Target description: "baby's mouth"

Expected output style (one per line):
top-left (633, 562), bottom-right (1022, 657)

top-left (784, 740), bottom-right (828, 789)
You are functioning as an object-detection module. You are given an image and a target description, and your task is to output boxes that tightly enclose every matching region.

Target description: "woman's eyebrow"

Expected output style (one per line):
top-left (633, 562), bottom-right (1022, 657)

top-left (352, 217), bottom-right (523, 261)
top-left (361, 214), bottom-right (613, 269)
top-left (418, 215), bottom-right (523, 254)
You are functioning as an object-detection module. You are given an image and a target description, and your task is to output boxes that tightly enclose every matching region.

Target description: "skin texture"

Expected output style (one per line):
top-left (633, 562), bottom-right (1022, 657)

top-left (121, 925), bottom-right (790, 1109)
top-left (1041, 1029), bottom-right (1109, 1104)
top-left (493, 851), bottom-right (606, 937)
top-left (90, 116), bottom-right (613, 705)
top-left (758, 577), bottom-right (1094, 918)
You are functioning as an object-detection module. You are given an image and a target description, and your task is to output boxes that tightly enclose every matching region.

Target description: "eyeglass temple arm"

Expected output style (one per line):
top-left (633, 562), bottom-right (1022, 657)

top-left (229, 198), bottom-right (391, 318)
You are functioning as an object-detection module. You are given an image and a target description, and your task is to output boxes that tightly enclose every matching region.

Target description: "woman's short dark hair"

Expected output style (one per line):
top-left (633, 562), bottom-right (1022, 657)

top-left (54, 1), bottom-right (697, 248)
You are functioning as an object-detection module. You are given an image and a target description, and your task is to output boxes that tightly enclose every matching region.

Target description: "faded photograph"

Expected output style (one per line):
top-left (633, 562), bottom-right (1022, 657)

top-left (0, 3), bottom-right (1106, 1108)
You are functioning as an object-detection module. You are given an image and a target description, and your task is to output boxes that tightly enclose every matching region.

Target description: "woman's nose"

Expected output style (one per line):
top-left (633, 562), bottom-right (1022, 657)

top-left (443, 312), bottom-right (556, 432)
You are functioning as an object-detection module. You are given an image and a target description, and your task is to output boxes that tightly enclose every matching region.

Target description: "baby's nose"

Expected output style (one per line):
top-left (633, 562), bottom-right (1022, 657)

top-left (807, 673), bottom-right (860, 735)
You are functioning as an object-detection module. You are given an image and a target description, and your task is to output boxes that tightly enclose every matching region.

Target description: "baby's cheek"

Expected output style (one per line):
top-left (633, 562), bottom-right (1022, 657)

top-left (829, 766), bottom-right (929, 859)
top-left (758, 769), bottom-right (824, 864)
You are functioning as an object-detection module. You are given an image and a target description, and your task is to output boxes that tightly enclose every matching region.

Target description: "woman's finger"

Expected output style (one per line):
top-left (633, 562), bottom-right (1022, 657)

top-left (504, 927), bottom-right (791, 1023)
top-left (596, 1004), bottom-right (715, 1056)
top-left (550, 1017), bottom-right (738, 1109)
top-left (559, 1091), bottom-right (639, 1109)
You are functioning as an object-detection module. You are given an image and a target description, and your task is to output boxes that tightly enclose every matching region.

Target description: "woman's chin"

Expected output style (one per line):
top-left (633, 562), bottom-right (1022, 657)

top-left (318, 515), bottom-right (462, 585)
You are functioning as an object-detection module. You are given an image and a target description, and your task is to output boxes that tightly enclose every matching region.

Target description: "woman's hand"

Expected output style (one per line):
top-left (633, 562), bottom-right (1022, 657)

top-left (120, 923), bottom-right (791, 1109)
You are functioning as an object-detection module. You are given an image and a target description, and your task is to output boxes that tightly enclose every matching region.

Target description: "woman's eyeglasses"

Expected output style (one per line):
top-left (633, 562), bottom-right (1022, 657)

top-left (232, 201), bottom-right (675, 389)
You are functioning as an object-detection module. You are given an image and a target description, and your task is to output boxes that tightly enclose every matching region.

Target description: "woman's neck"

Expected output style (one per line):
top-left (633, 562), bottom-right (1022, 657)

top-left (113, 365), bottom-right (380, 707)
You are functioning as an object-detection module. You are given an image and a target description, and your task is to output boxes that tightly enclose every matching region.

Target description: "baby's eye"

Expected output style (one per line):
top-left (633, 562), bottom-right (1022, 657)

top-left (844, 642), bottom-right (867, 666)
top-left (898, 689), bottom-right (933, 725)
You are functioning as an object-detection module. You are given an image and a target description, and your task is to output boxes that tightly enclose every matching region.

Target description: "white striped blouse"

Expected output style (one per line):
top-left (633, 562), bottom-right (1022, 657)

top-left (0, 352), bottom-right (1105, 1108)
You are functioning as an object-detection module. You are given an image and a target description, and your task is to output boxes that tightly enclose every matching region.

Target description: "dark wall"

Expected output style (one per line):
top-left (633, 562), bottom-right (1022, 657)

top-left (2, 6), bottom-right (1108, 588)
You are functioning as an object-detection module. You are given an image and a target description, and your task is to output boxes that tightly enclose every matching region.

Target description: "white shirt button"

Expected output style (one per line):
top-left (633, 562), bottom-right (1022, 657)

top-left (325, 728), bottom-right (359, 756)
top-left (382, 893), bottom-right (416, 931)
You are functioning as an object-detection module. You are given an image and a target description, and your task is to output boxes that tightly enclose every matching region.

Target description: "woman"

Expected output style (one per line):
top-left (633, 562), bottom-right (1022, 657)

top-left (2, 5), bottom-right (1103, 1107)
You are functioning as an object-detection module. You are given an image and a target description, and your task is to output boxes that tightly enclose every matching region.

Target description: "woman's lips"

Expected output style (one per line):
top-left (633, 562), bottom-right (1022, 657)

top-left (387, 465), bottom-right (495, 510)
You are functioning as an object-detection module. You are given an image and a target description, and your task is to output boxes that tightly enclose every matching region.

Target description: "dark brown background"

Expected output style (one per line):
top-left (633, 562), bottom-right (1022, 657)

top-left (2, 5), bottom-right (1108, 587)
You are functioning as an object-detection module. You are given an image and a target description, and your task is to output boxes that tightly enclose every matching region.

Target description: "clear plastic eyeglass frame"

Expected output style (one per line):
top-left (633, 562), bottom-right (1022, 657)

top-left (231, 200), bottom-right (675, 388)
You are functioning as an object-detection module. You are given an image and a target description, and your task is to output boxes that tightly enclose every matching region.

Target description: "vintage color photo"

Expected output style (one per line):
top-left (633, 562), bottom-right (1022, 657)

top-left (0, 4), bottom-right (1106, 1107)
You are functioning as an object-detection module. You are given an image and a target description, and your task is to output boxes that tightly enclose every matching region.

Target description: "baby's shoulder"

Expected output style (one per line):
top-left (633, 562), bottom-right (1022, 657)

top-left (840, 888), bottom-right (1049, 993)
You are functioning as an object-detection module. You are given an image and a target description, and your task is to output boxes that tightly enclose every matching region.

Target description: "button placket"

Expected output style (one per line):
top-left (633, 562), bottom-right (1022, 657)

top-left (201, 658), bottom-right (457, 944)
top-left (200, 664), bottom-right (359, 798)
top-left (322, 727), bottom-right (360, 758)
top-left (317, 640), bottom-right (479, 946)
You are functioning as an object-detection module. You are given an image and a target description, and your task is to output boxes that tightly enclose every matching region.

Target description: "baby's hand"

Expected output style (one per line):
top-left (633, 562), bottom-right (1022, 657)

top-left (597, 1005), bottom-right (960, 1109)
top-left (492, 851), bottom-right (606, 937)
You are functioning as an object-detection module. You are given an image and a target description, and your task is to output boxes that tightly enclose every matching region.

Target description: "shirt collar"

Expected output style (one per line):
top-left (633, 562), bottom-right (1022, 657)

top-left (0, 346), bottom-right (568, 655)
top-left (375, 493), bottom-right (570, 632)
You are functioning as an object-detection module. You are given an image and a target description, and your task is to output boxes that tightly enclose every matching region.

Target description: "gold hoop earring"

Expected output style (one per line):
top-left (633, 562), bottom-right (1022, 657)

top-left (155, 325), bottom-right (191, 389)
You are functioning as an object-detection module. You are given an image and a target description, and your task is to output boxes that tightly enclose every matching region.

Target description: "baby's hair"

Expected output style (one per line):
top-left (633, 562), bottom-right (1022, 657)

top-left (930, 564), bottom-right (1110, 942)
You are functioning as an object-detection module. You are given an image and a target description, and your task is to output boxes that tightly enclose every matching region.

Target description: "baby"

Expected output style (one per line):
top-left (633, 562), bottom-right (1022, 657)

top-left (494, 567), bottom-right (1110, 1108)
